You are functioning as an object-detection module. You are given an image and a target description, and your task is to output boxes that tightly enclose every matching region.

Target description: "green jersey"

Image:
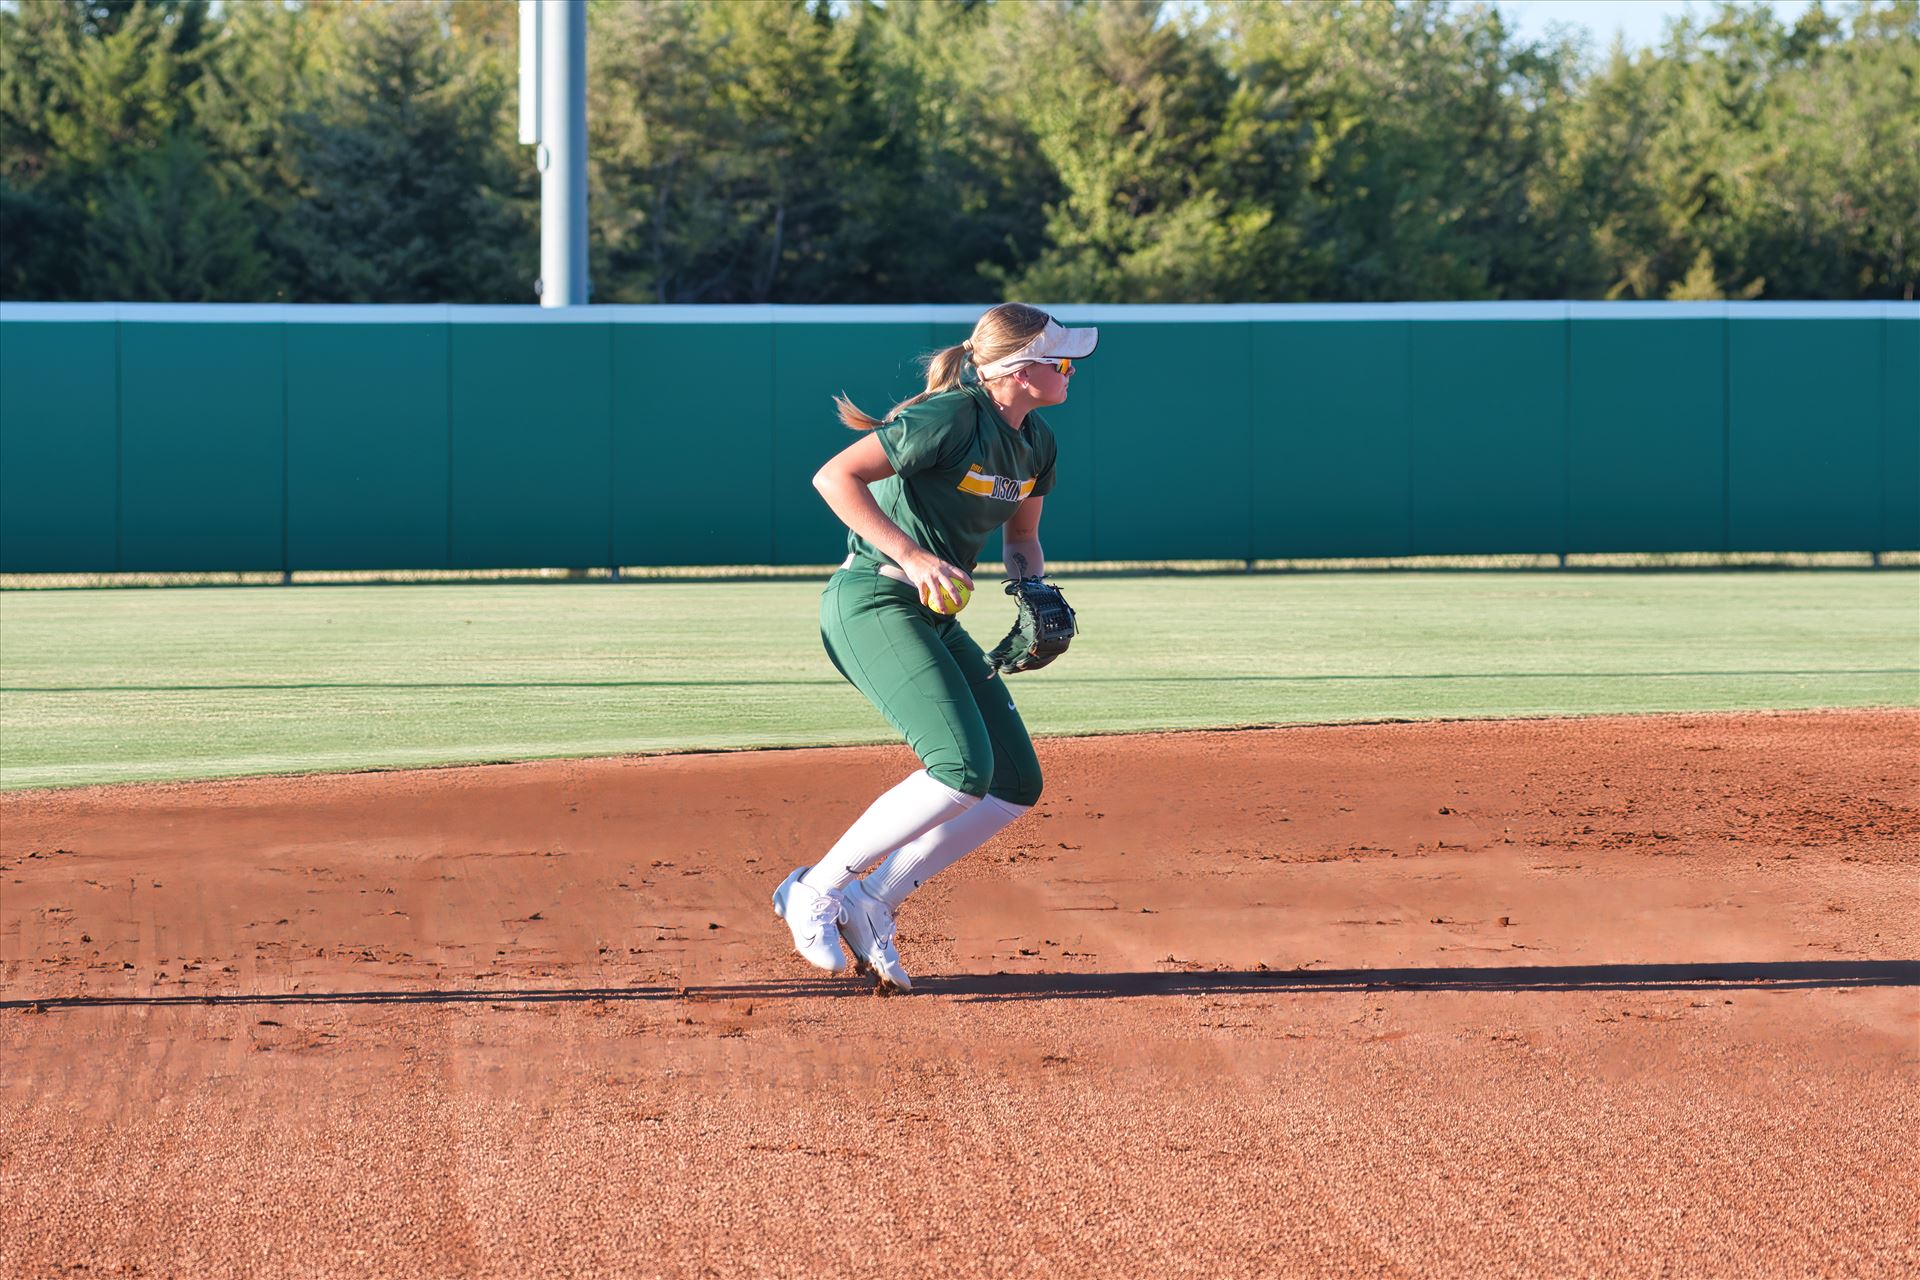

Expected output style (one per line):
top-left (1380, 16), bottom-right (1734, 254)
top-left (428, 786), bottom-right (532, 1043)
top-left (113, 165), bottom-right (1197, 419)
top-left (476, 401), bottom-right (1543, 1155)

top-left (847, 383), bottom-right (1058, 574)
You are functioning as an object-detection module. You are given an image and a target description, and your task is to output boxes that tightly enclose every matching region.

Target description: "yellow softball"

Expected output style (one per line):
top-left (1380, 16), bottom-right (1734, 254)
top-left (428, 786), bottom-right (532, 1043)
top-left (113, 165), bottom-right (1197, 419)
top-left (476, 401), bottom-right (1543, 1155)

top-left (925, 580), bottom-right (973, 615)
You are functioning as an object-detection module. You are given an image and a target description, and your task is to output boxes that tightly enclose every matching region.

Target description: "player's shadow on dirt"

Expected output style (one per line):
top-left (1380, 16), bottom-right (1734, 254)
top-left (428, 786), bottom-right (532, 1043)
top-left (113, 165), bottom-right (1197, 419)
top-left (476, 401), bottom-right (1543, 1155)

top-left (7, 668), bottom-right (1912, 694)
top-left (5, 960), bottom-right (1914, 1012)
top-left (909, 959), bottom-right (1920, 1003)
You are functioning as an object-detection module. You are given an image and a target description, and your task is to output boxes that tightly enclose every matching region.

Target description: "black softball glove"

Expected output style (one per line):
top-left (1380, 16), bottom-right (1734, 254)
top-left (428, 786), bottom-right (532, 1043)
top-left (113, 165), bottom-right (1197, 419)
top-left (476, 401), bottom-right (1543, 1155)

top-left (987, 577), bottom-right (1077, 674)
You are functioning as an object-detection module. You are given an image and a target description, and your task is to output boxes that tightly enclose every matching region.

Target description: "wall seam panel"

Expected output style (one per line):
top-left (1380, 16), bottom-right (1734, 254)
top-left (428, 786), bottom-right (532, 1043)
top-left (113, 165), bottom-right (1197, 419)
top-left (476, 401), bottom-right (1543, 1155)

top-left (1721, 312), bottom-right (1733, 552)
top-left (606, 321), bottom-right (616, 572)
top-left (113, 320), bottom-right (124, 572)
top-left (768, 323), bottom-right (779, 563)
top-left (1089, 332), bottom-right (1100, 560)
top-left (1244, 320), bottom-right (1254, 562)
top-left (1561, 317), bottom-right (1572, 555)
top-left (1880, 316), bottom-right (1889, 553)
top-left (1403, 319), bottom-right (1415, 556)
top-left (280, 321), bottom-right (290, 574)
top-left (445, 321), bottom-right (455, 568)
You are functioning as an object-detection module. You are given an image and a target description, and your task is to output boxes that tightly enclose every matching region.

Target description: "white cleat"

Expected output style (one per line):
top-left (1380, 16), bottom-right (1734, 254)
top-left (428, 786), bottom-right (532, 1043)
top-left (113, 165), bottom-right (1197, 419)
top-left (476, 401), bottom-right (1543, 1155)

top-left (839, 879), bottom-right (913, 993)
top-left (772, 868), bottom-right (848, 974)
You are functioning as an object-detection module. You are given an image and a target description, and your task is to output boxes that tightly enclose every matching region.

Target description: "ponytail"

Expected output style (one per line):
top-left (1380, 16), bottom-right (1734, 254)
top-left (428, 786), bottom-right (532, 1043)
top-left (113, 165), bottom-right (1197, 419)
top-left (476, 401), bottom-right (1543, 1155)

top-left (834, 342), bottom-right (973, 431)
top-left (831, 303), bottom-right (1051, 430)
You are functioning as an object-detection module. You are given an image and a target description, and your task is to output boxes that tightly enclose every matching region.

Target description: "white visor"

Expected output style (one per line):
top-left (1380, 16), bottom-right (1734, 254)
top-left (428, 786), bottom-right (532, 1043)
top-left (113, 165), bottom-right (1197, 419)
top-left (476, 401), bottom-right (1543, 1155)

top-left (973, 318), bottom-right (1099, 380)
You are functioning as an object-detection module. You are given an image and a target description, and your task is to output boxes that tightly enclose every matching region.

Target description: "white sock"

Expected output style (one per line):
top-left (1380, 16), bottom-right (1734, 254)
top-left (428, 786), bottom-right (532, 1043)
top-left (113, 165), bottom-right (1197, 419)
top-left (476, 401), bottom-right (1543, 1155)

top-left (800, 770), bottom-right (978, 894)
top-left (862, 795), bottom-right (1032, 910)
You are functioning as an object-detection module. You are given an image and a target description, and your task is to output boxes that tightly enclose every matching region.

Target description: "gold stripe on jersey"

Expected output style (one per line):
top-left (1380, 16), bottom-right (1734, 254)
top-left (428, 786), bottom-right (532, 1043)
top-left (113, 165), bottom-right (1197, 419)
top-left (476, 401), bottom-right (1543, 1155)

top-left (957, 464), bottom-right (1036, 502)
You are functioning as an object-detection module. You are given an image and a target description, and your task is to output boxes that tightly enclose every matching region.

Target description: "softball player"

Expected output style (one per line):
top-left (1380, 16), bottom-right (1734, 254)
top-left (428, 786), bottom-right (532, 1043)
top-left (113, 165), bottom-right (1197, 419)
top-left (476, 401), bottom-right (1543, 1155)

top-left (772, 303), bottom-right (1096, 991)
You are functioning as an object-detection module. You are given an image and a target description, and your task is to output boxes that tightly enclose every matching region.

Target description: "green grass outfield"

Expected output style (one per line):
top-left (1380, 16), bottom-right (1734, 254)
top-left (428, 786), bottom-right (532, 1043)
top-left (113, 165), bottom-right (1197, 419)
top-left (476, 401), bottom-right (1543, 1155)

top-left (1, 571), bottom-right (1914, 791)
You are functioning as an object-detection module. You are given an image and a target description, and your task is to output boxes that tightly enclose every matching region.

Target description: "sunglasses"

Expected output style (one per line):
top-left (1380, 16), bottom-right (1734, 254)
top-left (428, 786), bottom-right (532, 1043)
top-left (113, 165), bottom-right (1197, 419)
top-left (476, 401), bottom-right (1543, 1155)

top-left (1020, 357), bottom-right (1073, 375)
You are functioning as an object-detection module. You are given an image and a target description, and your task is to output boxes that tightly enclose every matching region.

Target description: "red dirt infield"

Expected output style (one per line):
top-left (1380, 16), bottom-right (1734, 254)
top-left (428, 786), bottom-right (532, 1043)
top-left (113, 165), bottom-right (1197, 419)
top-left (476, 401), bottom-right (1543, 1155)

top-left (3, 710), bottom-right (1916, 1278)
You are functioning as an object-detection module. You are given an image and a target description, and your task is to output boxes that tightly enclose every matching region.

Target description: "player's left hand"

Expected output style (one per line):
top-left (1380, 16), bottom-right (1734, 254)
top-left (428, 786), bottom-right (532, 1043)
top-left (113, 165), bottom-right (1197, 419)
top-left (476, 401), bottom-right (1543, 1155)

top-left (987, 577), bottom-right (1077, 674)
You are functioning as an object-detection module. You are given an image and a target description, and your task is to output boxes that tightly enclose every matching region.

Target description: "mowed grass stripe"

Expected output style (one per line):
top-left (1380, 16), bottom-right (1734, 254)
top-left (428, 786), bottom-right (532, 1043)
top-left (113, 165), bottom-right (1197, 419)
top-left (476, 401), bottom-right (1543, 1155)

top-left (2, 572), bottom-right (1915, 790)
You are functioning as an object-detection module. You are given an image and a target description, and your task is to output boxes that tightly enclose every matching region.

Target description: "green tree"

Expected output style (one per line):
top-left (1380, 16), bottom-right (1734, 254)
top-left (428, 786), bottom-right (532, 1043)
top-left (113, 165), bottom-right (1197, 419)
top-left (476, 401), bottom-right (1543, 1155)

top-left (994, 1), bottom-right (1268, 303)
top-left (277, 2), bottom-right (530, 303)
top-left (1747, 1), bottom-right (1920, 298)
top-left (590, 0), bottom-right (907, 303)
top-left (190, 0), bottom-right (337, 299)
top-left (1560, 0), bottom-right (1916, 300)
top-left (2, 0), bottom-right (1912, 306)
top-left (37, 0), bottom-right (207, 171)
top-left (1222, 0), bottom-right (1588, 301)
top-left (0, 0), bottom-right (221, 298)
top-left (841, 0), bottom-right (1059, 301)
top-left (78, 129), bottom-right (267, 299)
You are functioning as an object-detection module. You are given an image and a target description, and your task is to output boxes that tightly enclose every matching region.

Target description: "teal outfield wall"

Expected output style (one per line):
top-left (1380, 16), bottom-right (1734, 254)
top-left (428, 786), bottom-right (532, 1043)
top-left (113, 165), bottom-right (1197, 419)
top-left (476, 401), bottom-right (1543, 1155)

top-left (1, 302), bottom-right (1915, 572)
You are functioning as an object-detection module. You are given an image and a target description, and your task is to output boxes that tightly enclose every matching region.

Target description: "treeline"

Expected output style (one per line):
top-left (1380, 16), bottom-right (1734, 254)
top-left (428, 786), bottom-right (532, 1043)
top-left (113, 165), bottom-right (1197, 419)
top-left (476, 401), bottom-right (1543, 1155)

top-left (1, 0), bottom-right (1914, 305)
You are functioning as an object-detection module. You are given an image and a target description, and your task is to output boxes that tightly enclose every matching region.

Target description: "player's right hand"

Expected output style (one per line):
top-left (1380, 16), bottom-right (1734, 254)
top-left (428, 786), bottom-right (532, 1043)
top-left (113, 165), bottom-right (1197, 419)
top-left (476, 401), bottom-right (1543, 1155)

top-left (902, 551), bottom-right (972, 613)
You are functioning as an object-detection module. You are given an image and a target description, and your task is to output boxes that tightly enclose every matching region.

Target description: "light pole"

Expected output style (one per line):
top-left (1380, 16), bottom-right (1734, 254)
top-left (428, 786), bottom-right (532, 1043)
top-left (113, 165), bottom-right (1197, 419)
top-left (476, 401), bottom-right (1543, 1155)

top-left (519, 0), bottom-right (588, 307)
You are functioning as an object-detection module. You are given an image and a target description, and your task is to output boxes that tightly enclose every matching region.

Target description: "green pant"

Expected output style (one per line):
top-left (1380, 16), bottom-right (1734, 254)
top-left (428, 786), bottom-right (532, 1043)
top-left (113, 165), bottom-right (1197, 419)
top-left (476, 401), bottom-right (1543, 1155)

top-left (819, 568), bottom-right (1043, 806)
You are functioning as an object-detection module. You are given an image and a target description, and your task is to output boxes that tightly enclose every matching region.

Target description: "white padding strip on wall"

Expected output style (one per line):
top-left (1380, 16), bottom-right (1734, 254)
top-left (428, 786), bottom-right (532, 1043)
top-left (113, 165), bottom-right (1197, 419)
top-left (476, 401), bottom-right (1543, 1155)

top-left (2, 301), bottom-right (1911, 324)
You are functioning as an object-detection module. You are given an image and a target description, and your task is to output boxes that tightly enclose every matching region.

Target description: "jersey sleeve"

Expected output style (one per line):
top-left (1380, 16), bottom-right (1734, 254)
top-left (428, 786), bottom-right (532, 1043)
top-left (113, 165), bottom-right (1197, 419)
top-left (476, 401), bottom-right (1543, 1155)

top-left (873, 396), bottom-right (972, 478)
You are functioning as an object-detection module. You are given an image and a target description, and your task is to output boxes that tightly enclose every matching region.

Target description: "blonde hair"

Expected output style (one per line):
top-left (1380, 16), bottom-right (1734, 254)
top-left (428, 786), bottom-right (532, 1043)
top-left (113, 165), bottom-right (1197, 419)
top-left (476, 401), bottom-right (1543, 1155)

top-left (834, 302), bottom-right (1053, 431)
